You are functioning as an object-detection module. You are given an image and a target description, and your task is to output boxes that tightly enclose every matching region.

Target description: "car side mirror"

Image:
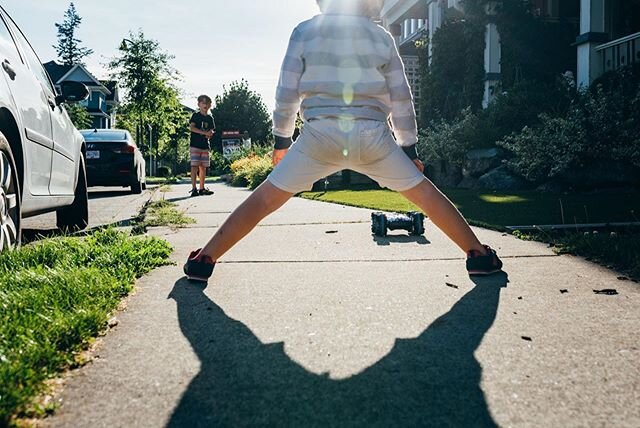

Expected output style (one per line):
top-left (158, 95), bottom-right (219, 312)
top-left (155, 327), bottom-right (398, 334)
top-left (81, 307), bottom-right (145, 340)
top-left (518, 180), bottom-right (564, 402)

top-left (56, 81), bottom-right (89, 104)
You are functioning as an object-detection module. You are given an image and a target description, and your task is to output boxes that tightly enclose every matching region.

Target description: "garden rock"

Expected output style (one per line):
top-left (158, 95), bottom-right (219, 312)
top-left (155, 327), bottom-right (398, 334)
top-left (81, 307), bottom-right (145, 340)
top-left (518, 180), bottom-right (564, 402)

top-left (425, 160), bottom-right (462, 188)
top-left (463, 148), bottom-right (503, 178)
top-left (476, 166), bottom-right (529, 190)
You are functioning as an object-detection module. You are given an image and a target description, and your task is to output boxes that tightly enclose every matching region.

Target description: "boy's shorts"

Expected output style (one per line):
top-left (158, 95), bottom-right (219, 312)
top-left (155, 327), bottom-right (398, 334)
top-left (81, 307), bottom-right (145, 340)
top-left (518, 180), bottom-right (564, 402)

top-left (190, 147), bottom-right (210, 168)
top-left (268, 118), bottom-right (425, 194)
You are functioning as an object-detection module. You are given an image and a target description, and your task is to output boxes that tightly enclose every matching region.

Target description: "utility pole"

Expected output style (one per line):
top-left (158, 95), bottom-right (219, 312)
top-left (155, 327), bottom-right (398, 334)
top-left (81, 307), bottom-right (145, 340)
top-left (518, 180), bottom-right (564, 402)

top-left (148, 124), bottom-right (153, 176)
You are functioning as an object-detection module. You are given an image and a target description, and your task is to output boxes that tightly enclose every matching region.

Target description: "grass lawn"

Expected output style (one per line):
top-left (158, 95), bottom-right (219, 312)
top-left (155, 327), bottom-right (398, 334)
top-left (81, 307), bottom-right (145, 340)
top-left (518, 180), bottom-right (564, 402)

top-left (0, 230), bottom-right (172, 425)
top-left (301, 188), bottom-right (640, 229)
top-left (299, 188), bottom-right (640, 278)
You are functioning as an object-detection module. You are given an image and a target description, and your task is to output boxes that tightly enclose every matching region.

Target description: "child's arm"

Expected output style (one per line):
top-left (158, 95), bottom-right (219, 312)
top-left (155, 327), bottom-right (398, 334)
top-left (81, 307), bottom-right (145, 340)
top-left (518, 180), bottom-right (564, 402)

top-left (272, 26), bottom-right (304, 150)
top-left (383, 37), bottom-right (419, 160)
top-left (190, 122), bottom-right (213, 138)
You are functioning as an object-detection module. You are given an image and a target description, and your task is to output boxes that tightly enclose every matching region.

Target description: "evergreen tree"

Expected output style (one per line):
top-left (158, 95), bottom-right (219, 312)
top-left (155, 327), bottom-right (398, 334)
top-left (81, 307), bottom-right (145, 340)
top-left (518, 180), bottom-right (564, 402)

top-left (211, 79), bottom-right (272, 145)
top-left (54, 2), bottom-right (93, 65)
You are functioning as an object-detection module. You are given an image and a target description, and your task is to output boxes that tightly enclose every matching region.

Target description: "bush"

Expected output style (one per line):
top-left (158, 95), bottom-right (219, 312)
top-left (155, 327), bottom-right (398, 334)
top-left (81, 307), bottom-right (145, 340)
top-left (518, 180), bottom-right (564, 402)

top-left (229, 154), bottom-right (273, 189)
top-left (156, 166), bottom-right (172, 177)
top-left (417, 108), bottom-right (478, 167)
top-left (499, 77), bottom-right (640, 183)
top-left (209, 151), bottom-right (231, 175)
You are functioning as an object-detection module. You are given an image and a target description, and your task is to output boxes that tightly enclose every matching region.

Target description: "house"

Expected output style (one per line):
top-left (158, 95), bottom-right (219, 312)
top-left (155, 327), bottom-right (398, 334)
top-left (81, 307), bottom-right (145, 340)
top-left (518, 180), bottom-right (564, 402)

top-left (43, 61), bottom-right (119, 129)
top-left (380, 0), bottom-right (640, 106)
top-left (379, 0), bottom-right (429, 117)
top-left (380, 0), bottom-right (503, 108)
top-left (576, 0), bottom-right (640, 86)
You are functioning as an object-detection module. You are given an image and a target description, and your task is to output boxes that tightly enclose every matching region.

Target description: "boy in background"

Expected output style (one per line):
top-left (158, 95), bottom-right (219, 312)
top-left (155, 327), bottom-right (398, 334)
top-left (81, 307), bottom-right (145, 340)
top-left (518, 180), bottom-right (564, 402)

top-left (189, 95), bottom-right (215, 197)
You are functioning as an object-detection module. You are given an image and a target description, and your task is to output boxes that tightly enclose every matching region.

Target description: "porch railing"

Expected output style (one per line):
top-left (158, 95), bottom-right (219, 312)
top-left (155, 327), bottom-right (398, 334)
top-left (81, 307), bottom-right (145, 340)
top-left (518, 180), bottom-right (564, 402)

top-left (596, 32), bottom-right (640, 73)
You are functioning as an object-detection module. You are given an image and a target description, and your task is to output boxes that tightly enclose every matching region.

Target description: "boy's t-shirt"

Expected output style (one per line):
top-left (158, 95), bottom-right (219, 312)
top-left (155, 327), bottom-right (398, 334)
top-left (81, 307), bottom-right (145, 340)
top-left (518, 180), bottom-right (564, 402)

top-left (190, 112), bottom-right (215, 149)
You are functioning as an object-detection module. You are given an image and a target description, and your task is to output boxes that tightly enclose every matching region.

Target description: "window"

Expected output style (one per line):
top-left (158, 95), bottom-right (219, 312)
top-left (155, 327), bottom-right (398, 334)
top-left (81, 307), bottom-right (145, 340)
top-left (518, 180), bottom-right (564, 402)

top-left (0, 14), bottom-right (22, 66)
top-left (3, 14), bottom-right (55, 93)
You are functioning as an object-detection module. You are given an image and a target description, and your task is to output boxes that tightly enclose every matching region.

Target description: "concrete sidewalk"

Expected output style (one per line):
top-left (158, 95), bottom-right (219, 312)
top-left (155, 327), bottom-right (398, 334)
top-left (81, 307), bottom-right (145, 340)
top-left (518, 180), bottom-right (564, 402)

top-left (45, 182), bottom-right (639, 427)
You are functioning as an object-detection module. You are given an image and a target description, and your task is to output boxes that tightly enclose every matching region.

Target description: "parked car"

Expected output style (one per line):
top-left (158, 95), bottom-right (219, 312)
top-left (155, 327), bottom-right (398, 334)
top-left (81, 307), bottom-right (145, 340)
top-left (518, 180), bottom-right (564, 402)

top-left (80, 129), bottom-right (146, 194)
top-left (0, 6), bottom-right (90, 251)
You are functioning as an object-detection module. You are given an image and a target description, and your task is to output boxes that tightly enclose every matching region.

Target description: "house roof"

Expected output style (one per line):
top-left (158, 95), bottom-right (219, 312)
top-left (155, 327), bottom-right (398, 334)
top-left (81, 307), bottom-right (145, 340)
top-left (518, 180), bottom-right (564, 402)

top-left (43, 61), bottom-right (111, 95)
top-left (43, 61), bottom-right (73, 84)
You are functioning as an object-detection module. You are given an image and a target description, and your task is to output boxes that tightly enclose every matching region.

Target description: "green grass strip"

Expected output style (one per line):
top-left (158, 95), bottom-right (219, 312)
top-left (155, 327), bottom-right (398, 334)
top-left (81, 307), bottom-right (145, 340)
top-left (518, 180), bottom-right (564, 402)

top-left (300, 188), bottom-right (640, 229)
top-left (0, 229), bottom-right (172, 424)
top-left (137, 199), bottom-right (196, 231)
top-left (299, 188), bottom-right (640, 278)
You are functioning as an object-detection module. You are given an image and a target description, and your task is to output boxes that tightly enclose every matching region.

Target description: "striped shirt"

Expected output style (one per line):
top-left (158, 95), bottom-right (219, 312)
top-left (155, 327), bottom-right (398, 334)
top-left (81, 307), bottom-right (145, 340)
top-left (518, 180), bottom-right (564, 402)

top-left (273, 13), bottom-right (418, 147)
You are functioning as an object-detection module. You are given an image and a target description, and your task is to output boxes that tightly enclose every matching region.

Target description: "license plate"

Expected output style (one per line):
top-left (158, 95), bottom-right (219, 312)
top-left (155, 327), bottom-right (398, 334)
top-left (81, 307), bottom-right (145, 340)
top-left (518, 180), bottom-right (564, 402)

top-left (86, 150), bottom-right (100, 159)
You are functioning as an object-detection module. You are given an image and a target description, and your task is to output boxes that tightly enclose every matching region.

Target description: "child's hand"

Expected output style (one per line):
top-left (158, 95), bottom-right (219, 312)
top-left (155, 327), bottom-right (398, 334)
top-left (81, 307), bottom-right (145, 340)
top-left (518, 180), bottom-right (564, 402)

top-left (272, 149), bottom-right (288, 166)
top-left (413, 159), bottom-right (425, 173)
top-left (206, 130), bottom-right (214, 138)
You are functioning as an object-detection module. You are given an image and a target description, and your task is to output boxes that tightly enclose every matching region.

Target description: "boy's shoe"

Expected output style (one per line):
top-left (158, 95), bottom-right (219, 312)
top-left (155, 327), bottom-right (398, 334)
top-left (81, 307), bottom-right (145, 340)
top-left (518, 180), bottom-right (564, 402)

top-left (199, 187), bottom-right (214, 196)
top-left (466, 245), bottom-right (503, 276)
top-left (190, 188), bottom-right (199, 197)
top-left (183, 249), bottom-right (216, 282)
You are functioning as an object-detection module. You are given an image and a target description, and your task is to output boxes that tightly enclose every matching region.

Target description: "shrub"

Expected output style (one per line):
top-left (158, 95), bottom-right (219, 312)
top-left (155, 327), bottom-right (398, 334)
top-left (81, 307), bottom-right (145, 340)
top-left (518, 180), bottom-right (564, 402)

top-left (499, 78), bottom-right (640, 183)
top-left (210, 151), bottom-right (231, 175)
top-left (156, 166), bottom-right (172, 177)
top-left (229, 156), bottom-right (254, 187)
top-left (417, 108), bottom-right (478, 167)
top-left (229, 154), bottom-right (273, 189)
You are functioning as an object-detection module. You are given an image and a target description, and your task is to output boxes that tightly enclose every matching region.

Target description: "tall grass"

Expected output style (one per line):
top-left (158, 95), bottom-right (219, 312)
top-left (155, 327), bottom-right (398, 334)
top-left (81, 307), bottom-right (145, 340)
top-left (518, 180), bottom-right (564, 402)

top-left (0, 229), bottom-right (172, 424)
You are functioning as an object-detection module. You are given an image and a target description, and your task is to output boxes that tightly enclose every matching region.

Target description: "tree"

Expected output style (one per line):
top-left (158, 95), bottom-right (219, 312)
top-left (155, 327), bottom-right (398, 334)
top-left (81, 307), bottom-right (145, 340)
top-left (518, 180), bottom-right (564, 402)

top-left (53, 2), bottom-right (93, 65)
top-left (65, 103), bottom-right (91, 129)
top-left (108, 30), bottom-right (187, 171)
top-left (211, 79), bottom-right (272, 145)
top-left (418, 8), bottom-right (485, 124)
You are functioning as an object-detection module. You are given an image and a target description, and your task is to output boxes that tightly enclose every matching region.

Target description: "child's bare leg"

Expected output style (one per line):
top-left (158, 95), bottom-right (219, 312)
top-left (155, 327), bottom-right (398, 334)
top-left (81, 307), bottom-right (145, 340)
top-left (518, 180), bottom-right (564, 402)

top-left (400, 179), bottom-right (486, 254)
top-left (191, 166), bottom-right (198, 189)
top-left (199, 180), bottom-right (293, 261)
top-left (198, 166), bottom-right (206, 189)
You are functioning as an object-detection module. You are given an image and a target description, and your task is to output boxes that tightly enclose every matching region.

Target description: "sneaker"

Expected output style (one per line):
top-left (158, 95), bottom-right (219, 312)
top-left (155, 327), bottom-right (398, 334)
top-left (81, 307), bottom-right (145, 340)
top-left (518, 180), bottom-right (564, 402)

top-left (199, 188), bottom-right (214, 196)
top-left (466, 245), bottom-right (503, 276)
top-left (183, 249), bottom-right (216, 282)
top-left (190, 188), bottom-right (199, 197)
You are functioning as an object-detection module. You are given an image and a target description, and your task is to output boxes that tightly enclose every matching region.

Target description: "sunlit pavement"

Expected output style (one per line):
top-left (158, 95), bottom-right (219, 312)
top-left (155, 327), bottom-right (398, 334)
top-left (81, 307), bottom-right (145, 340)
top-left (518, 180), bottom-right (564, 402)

top-left (21, 186), bottom-right (152, 237)
top-left (44, 182), bottom-right (640, 428)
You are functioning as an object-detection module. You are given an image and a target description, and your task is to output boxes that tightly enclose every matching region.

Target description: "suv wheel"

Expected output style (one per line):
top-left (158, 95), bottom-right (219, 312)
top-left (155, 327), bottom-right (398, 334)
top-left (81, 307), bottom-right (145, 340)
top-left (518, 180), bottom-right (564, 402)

top-left (131, 177), bottom-right (143, 194)
top-left (56, 156), bottom-right (89, 231)
top-left (0, 133), bottom-right (21, 251)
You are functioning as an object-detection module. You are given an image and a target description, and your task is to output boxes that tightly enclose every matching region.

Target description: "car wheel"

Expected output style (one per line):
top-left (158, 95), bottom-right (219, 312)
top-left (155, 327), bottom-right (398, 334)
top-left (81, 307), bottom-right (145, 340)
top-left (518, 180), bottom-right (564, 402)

top-left (0, 134), bottom-right (21, 251)
top-left (56, 156), bottom-right (89, 231)
top-left (131, 177), bottom-right (143, 194)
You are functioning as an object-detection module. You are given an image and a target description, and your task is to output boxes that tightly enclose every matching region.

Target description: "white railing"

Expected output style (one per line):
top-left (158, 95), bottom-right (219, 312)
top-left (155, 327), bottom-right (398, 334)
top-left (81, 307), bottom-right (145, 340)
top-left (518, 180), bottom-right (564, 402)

top-left (596, 32), bottom-right (640, 73)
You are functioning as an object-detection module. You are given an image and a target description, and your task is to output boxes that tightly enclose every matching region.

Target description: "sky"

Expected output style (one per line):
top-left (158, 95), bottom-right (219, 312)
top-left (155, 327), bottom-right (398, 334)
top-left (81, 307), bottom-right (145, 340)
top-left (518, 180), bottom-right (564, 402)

top-left (1, 0), bottom-right (320, 111)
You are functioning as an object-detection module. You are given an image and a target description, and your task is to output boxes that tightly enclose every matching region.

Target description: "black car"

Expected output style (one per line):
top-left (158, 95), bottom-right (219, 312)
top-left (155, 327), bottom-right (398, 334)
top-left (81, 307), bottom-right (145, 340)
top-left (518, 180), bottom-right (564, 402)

top-left (81, 129), bottom-right (146, 194)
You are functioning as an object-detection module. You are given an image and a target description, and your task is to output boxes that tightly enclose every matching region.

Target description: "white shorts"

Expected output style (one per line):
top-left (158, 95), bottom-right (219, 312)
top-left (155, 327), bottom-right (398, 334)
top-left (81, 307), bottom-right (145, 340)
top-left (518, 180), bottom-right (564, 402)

top-left (268, 118), bottom-right (425, 194)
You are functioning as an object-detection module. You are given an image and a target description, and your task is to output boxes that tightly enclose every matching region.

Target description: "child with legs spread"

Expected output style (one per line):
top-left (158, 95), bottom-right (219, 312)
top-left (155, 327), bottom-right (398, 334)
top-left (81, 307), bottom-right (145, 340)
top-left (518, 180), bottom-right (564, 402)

top-left (184, 0), bottom-right (502, 282)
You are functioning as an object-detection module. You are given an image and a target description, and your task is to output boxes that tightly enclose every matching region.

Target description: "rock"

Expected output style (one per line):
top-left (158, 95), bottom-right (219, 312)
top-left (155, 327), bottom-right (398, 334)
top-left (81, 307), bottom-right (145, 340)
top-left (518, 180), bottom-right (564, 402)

top-left (425, 160), bottom-right (462, 188)
top-left (463, 148), bottom-right (504, 178)
top-left (456, 175), bottom-right (478, 189)
top-left (476, 166), bottom-right (529, 190)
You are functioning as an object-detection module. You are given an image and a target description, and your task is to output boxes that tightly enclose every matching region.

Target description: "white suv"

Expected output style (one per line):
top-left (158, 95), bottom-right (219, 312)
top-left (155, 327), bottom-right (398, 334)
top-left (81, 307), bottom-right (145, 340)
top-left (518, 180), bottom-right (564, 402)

top-left (0, 6), bottom-right (90, 250)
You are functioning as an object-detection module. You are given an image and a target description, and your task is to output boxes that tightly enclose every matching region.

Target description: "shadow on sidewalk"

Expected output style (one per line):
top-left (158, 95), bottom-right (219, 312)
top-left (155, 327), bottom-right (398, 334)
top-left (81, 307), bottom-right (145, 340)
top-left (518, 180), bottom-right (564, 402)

top-left (167, 272), bottom-right (508, 427)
